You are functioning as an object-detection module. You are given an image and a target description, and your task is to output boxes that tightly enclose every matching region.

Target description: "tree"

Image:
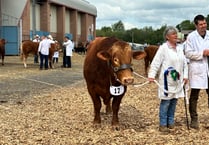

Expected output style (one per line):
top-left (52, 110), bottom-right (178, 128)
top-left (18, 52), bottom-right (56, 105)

top-left (177, 20), bottom-right (195, 31)
top-left (111, 20), bottom-right (125, 32)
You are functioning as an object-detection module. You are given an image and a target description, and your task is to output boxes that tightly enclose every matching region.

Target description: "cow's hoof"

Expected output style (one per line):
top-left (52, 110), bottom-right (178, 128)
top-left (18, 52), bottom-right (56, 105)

top-left (112, 124), bottom-right (120, 131)
top-left (92, 122), bottom-right (101, 128)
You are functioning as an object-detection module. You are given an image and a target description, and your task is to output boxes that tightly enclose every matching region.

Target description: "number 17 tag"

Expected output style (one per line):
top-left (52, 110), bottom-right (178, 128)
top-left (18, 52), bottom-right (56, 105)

top-left (109, 85), bottom-right (125, 96)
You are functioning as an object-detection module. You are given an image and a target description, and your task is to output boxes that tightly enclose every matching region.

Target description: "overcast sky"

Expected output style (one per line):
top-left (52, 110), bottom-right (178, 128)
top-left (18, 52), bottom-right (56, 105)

top-left (86, 0), bottom-right (209, 30)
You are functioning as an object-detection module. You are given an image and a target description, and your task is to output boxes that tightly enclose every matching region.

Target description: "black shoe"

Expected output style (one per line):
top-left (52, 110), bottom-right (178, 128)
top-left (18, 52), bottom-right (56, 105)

top-left (190, 120), bottom-right (199, 129)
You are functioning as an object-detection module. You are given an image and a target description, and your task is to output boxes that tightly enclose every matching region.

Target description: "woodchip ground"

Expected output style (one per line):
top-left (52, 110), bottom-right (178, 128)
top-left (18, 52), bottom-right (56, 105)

top-left (0, 53), bottom-right (209, 144)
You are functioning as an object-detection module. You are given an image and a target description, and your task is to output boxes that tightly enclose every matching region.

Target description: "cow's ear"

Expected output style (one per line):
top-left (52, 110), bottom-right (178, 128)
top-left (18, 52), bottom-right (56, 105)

top-left (133, 51), bottom-right (146, 60)
top-left (97, 51), bottom-right (110, 61)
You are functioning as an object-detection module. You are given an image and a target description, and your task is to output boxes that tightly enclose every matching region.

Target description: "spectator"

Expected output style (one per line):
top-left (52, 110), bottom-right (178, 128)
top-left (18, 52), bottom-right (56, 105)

top-left (38, 35), bottom-right (54, 70)
top-left (32, 35), bottom-right (40, 63)
top-left (62, 36), bottom-right (73, 68)
top-left (53, 40), bottom-right (59, 63)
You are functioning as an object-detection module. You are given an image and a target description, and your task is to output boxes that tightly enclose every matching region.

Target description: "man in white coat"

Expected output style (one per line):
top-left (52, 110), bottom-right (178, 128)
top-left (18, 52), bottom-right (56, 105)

top-left (62, 36), bottom-right (73, 68)
top-left (184, 14), bottom-right (209, 129)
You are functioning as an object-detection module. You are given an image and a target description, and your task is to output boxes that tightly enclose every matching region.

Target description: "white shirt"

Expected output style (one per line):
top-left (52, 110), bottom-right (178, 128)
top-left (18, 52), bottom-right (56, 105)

top-left (38, 38), bottom-right (54, 55)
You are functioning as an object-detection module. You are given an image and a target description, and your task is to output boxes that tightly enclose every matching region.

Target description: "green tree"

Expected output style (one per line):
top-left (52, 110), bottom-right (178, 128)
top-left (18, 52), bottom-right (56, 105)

top-left (177, 20), bottom-right (195, 31)
top-left (112, 20), bottom-right (125, 32)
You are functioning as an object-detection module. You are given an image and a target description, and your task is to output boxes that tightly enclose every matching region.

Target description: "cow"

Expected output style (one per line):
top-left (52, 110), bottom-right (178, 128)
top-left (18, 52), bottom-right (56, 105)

top-left (21, 40), bottom-right (61, 68)
top-left (0, 39), bottom-right (6, 65)
top-left (21, 40), bottom-right (39, 68)
top-left (83, 37), bottom-right (146, 129)
top-left (74, 41), bottom-right (86, 54)
top-left (144, 45), bottom-right (159, 76)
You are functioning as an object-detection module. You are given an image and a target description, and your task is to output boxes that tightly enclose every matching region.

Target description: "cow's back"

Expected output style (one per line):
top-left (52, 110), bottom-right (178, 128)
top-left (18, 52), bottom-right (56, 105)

top-left (144, 45), bottom-right (159, 75)
top-left (22, 40), bottom-right (39, 55)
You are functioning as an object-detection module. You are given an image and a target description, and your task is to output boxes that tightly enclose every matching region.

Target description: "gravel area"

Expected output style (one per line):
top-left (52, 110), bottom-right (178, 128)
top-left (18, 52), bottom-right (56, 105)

top-left (1, 52), bottom-right (209, 144)
top-left (0, 53), bottom-right (84, 103)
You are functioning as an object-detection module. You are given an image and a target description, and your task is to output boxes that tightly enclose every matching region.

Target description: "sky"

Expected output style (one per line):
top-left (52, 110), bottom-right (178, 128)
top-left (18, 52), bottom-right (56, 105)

top-left (86, 0), bottom-right (209, 30)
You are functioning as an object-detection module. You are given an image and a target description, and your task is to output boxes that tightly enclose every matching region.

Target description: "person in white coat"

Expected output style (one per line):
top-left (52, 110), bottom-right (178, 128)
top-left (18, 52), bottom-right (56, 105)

top-left (38, 35), bottom-right (54, 70)
top-left (184, 14), bottom-right (209, 129)
top-left (32, 35), bottom-right (40, 63)
top-left (62, 36), bottom-right (73, 68)
top-left (148, 26), bottom-right (188, 133)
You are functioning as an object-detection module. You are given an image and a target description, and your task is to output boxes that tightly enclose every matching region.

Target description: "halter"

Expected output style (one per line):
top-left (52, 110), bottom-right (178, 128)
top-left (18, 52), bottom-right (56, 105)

top-left (107, 61), bottom-right (133, 84)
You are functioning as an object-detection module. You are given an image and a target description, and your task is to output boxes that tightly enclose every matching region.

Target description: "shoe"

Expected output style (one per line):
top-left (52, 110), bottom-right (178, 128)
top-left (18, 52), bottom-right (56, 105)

top-left (159, 126), bottom-right (170, 133)
top-left (168, 124), bottom-right (175, 129)
top-left (190, 120), bottom-right (199, 129)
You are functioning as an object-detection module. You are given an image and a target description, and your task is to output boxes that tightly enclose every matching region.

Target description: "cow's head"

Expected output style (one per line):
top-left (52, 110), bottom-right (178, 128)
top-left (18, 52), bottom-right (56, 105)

top-left (97, 40), bottom-right (146, 85)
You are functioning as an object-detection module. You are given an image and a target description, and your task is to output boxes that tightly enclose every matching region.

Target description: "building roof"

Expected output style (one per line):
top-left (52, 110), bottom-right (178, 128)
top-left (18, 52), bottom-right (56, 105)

top-left (50, 0), bottom-right (97, 16)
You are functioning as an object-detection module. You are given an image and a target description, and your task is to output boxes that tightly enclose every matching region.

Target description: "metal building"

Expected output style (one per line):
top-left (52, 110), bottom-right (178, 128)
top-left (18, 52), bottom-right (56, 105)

top-left (0, 0), bottom-right (97, 55)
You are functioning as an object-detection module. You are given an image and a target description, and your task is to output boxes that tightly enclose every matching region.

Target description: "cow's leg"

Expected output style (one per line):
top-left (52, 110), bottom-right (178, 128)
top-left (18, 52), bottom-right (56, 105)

top-left (103, 97), bottom-right (112, 114)
top-left (111, 95), bottom-right (123, 127)
top-left (48, 57), bottom-right (54, 69)
top-left (89, 91), bottom-right (102, 124)
top-left (23, 56), bottom-right (27, 68)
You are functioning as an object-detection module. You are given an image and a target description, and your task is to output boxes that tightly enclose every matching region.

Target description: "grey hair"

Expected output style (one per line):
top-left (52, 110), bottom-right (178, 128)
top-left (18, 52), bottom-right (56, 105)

top-left (163, 26), bottom-right (178, 40)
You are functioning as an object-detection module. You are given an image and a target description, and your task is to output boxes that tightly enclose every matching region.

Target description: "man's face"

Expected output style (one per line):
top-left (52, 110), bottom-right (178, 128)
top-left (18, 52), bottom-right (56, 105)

top-left (196, 19), bottom-right (207, 36)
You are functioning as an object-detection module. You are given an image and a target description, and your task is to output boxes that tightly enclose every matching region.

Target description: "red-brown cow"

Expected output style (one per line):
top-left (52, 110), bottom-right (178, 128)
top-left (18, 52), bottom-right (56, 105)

top-left (21, 40), bottom-right (60, 68)
top-left (21, 40), bottom-right (39, 68)
top-left (83, 37), bottom-right (146, 128)
top-left (144, 45), bottom-right (159, 76)
top-left (0, 39), bottom-right (6, 65)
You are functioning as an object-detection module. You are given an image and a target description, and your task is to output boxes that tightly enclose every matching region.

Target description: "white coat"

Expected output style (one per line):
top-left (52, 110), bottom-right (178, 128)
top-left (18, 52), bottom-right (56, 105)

top-left (148, 42), bottom-right (188, 100)
top-left (63, 40), bottom-right (73, 56)
top-left (38, 38), bottom-right (54, 55)
top-left (184, 30), bottom-right (209, 89)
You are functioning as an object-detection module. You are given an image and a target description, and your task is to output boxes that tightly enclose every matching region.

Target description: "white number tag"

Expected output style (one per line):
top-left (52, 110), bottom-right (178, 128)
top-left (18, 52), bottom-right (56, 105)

top-left (109, 85), bottom-right (125, 96)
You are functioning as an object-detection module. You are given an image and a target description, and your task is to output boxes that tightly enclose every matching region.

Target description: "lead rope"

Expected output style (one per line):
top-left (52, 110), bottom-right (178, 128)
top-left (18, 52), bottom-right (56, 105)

top-left (133, 71), bottom-right (190, 130)
top-left (133, 71), bottom-right (187, 95)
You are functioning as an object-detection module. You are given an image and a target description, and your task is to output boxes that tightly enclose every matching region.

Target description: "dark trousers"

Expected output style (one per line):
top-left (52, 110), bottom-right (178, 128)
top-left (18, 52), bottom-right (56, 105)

top-left (40, 53), bottom-right (49, 69)
top-left (53, 57), bottom-right (58, 63)
top-left (63, 56), bottom-right (71, 67)
top-left (62, 49), bottom-right (71, 68)
top-left (189, 78), bottom-right (209, 120)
